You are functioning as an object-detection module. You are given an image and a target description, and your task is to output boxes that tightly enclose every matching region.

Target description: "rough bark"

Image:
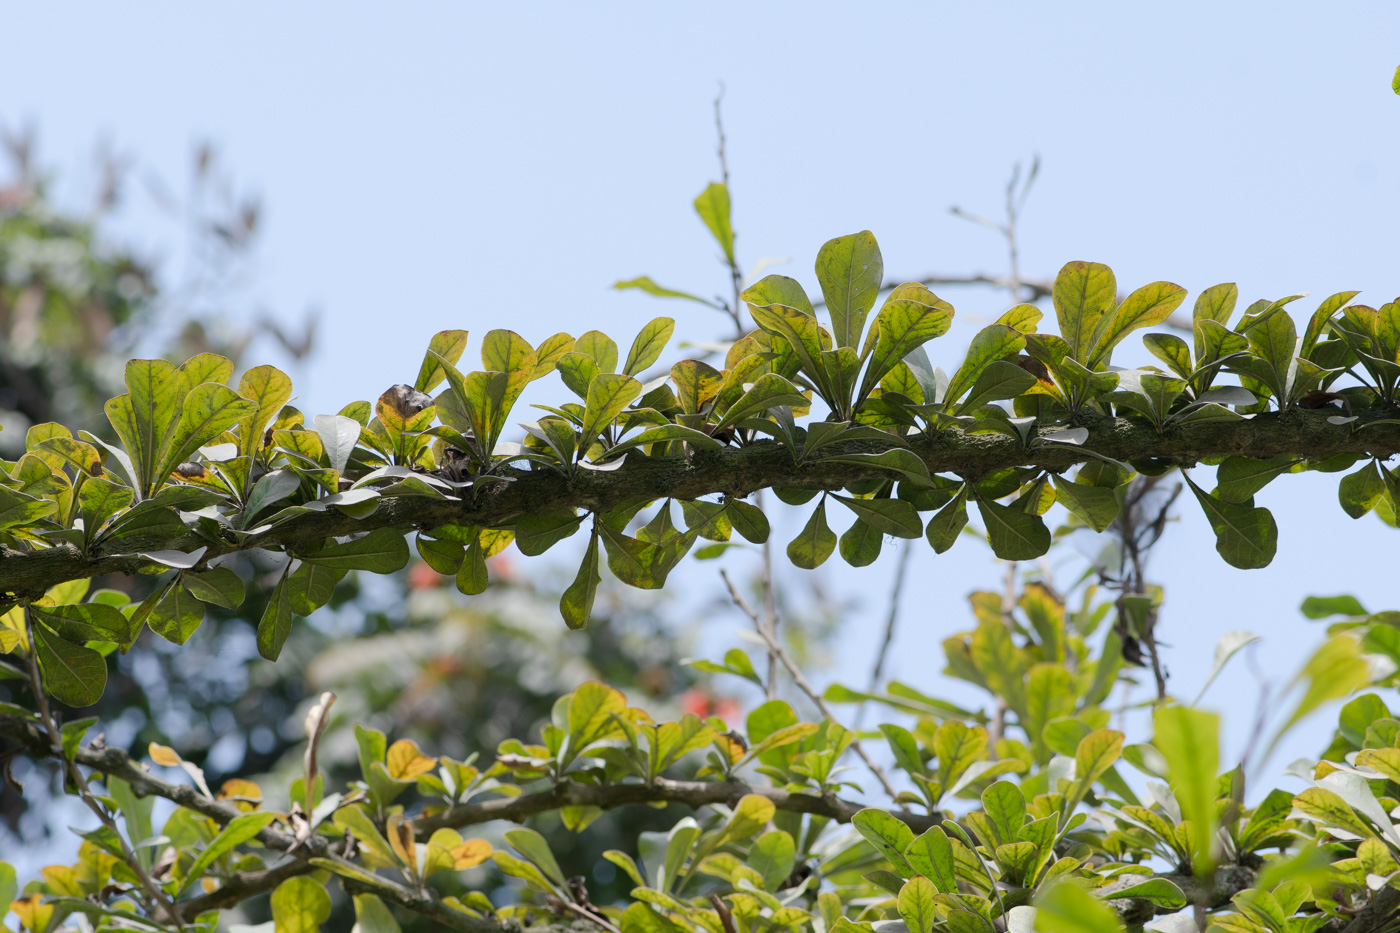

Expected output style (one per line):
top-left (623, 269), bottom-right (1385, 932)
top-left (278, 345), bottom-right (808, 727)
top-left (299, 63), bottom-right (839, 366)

top-left (2, 411), bottom-right (1397, 600)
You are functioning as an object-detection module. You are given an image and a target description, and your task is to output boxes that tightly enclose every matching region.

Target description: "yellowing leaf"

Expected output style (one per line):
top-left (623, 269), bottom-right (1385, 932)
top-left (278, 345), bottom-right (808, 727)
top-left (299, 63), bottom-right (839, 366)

top-left (386, 739), bottom-right (437, 780)
top-left (149, 743), bottom-right (182, 766)
top-left (452, 838), bottom-right (492, 869)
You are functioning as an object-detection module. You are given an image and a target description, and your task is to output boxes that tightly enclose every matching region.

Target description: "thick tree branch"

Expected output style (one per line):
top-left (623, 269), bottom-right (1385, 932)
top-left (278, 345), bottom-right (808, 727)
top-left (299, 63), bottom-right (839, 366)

top-left (416, 775), bottom-right (939, 837)
top-left (1, 412), bottom-right (1396, 600)
top-left (1101, 866), bottom-right (1258, 924)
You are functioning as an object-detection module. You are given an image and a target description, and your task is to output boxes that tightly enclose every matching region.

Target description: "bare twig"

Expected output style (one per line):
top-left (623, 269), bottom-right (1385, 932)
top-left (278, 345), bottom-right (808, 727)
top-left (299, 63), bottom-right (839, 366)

top-left (857, 544), bottom-right (913, 729)
top-left (710, 894), bottom-right (739, 933)
top-left (713, 86), bottom-right (744, 336)
top-left (947, 155), bottom-right (1041, 305)
top-left (986, 560), bottom-right (1020, 754)
top-left (561, 900), bottom-right (623, 933)
top-left (756, 489), bottom-right (779, 700)
top-left (719, 569), bottom-right (907, 807)
top-left (22, 610), bottom-right (183, 929)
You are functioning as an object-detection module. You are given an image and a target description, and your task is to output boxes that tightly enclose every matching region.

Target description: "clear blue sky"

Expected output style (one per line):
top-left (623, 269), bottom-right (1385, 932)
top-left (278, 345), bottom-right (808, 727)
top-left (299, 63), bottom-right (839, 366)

top-left (5, 2), bottom-right (1400, 787)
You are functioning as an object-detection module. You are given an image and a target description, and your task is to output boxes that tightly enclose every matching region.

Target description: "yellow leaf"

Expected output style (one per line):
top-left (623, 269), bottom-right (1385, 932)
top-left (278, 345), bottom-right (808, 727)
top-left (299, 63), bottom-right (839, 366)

top-left (386, 739), bottom-right (437, 780)
top-left (386, 812), bottom-right (417, 875)
top-left (452, 839), bottom-right (493, 869)
top-left (149, 743), bottom-right (182, 766)
top-left (218, 778), bottom-right (264, 804)
top-left (11, 895), bottom-right (53, 933)
top-left (202, 877), bottom-right (218, 893)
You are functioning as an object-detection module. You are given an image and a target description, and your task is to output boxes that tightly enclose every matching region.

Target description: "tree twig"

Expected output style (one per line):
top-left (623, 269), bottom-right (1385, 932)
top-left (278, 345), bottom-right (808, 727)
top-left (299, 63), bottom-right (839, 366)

top-left (22, 609), bottom-right (184, 929)
top-left (719, 568), bottom-right (907, 807)
top-left (713, 86), bottom-right (744, 337)
top-left (857, 543), bottom-right (912, 730)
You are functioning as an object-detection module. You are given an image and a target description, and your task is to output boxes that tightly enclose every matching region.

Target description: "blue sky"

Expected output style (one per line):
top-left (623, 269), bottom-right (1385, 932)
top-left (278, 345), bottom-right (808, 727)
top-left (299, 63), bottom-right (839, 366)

top-left (4, 2), bottom-right (1400, 788)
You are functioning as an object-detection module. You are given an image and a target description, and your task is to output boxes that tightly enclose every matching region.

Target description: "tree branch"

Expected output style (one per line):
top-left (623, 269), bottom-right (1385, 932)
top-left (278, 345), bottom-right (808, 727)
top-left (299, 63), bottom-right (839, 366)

top-left (415, 774), bottom-right (939, 837)
top-left (1, 412), bottom-right (1395, 600)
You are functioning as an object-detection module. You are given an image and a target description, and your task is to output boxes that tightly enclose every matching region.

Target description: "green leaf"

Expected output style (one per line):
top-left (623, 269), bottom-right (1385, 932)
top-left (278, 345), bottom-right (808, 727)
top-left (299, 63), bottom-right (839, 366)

top-left (956, 360), bottom-right (1037, 416)
top-left (300, 528), bottom-right (410, 573)
top-left (257, 566), bottom-right (295, 661)
top-left (926, 485), bottom-right (969, 553)
top-left (156, 383), bottom-right (257, 490)
top-left (237, 365), bottom-right (296, 466)
top-left (1244, 302), bottom-right (1298, 399)
top-left (1214, 455), bottom-right (1297, 504)
top-left (880, 723), bottom-right (925, 777)
top-left (741, 274), bottom-right (816, 316)
top-left (1069, 729), bottom-right (1125, 807)
top-left (1153, 705), bottom-right (1219, 876)
top-left (982, 781), bottom-right (1026, 846)
top-left (353, 894), bottom-right (402, 933)
top-left (1394, 64), bottom-right (1400, 95)
top-left (713, 372), bottom-right (809, 432)
top-left (977, 496), bottom-right (1050, 560)
top-left (694, 182), bottom-right (735, 264)
top-left (748, 830), bottom-right (796, 892)
top-left (851, 808), bottom-right (914, 877)
top-left (1184, 473), bottom-right (1278, 569)
top-left (560, 529), bottom-right (601, 630)
top-left (1034, 879), bottom-right (1123, 933)
top-left (516, 508), bottom-right (583, 556)
top-left (567, 681), bottom-right (628, 756)
top-left (1053, 261), bottom-right (1117, 363)
top-left (35, 622), bottom-right (107, 707)
top-left (270, 875), bottom-right (332, 933)
top-left (1050, 475), bottom-right (1118, 532)
top-left (1272, 635), bottom-right (1372, 754)
top-left (506, 827), bottom-right (569, 887)
top-left (0, 862), bottom-right (16, 920)
top-left (612, 277), bottom-right (718, 308)
top-left (1300, 594), bottom-right (1367, 619)
top-left (1193, 282), bottom-right (1240, 357)
top-left (599, 524), bottom-right (669, 590)
top-left (0, 485), bottom-right (55, 532)
top-left (115, 359), bottom-right (180, 495)
top-left (180, 811), bottom-right (277, 894)
top-left (623, 317), bottom-right (676, 377)
top-left (817, 448), bottom-right (932, 487)
top-left (904, 827), bottom-right (957, 893)
top-left (580, 373), bottom-right (643, 454)
top-left (1108, 878), bottom-right (1186, 909)
top-left (727, 500), bottom-right (770, 544)
top-left (287, 563), bottom-right (345, 617)
top-left (1339, 460), bottom-right (1386, 518)
top-left (839, 516), bottom-right (884, 567)
top-left (816, 231), bottom-right (884, 349)
top-left (183, 566), bottom-right (245, 610)
top-left (1088, 280), bottom-right (1187, 368)
top-left (415, 330), bottom-right (470, 393)
top-left (556, 351), bottom-right (602, 399)
top-left (944, 324), bottom-right (1026, 408)
top-left (833, 495), bottom-right (922, 539)
top-left (859, 283), bottom-right (953, 399)
top-left (572, 330), bottom-right (619, 374)
top-left (30, 603), bottom-right (136, 650)
top-left (481, 328), bottom-right (538, 384)
top-left (897, 876), bottom-right (938, 933)
top-left (457, 539), bottom-right (490, 595)
top-left (787, 499), bottom-right (837, 569)
top-left (1143, 332), bottom-right (1193, 378)
top-left (146, 583), bottom-right (205, 646)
